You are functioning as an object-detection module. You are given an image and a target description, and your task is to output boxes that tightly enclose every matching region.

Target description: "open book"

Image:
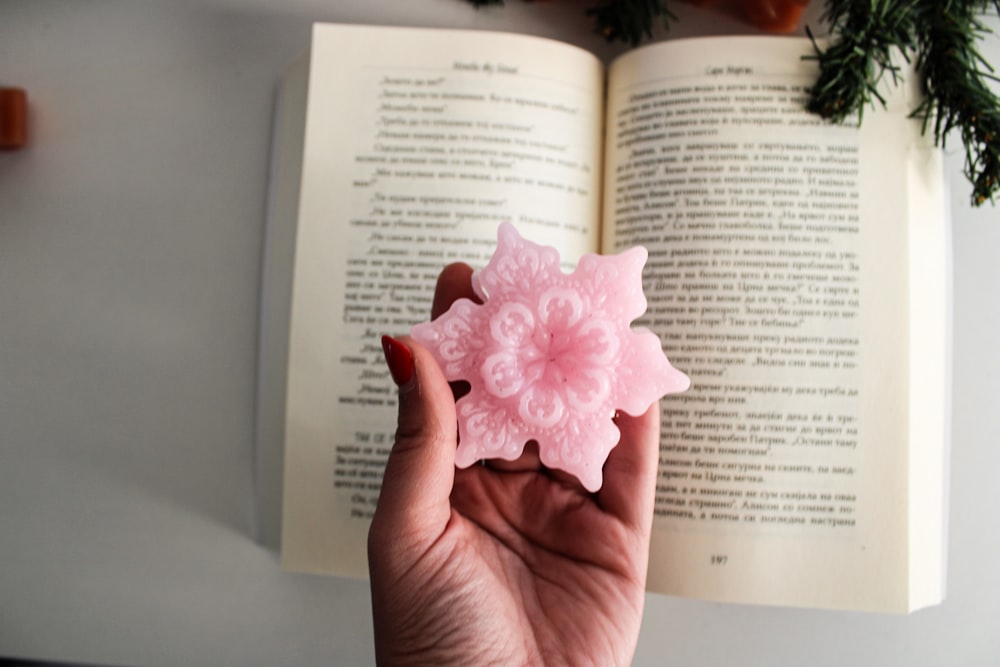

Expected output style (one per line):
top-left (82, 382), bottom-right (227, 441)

top-left (258, 22), bottom-right (950, 614)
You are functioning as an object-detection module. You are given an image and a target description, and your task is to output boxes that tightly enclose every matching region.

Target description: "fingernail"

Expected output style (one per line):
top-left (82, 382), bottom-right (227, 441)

top-left (381, 335), bottom-right (414, 387)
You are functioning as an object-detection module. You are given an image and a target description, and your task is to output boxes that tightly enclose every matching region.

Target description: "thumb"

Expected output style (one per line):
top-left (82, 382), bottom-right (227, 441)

top-left (371, 335), bottom-right (457, 540)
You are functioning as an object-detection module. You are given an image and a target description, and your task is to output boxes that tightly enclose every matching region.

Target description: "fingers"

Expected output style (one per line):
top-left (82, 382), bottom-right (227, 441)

top-left (481, 441), bottom-right (587, 493)
top-left (372, 261), bottom-right (476, 544)
top-left (371, 335), bottom-right (458, 540)
top-left (431, 262), bottom-right (478, 319)
top-left (482, 440), bottom-right (543, 473)
top-left (597, 403), bottom-right (661, 529)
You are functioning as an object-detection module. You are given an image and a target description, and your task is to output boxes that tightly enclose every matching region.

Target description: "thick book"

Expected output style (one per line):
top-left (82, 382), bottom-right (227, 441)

top-left (258, 22), bottom-right (950, 614)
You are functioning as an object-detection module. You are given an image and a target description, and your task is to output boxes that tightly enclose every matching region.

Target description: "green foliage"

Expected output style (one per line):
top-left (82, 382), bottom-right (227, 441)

top-left (808, 0), bottom-right (1000, 205)
top-left (586, 0), bottom-right (675, 46)
top-left (805, 1), bottom-right (918, 123)
top-left (463, 0), bottom-right (1000, 205)
top-left (913, 1), bottom-right (1000, 205)
top-left (465, 0), bottom-right (673, 43)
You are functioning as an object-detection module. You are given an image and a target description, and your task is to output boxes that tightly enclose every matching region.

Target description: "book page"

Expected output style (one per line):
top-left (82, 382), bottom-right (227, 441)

top-left (280, 24), bottom-right (603, 576)
top-left (603, 37), bottom-right (946, 612)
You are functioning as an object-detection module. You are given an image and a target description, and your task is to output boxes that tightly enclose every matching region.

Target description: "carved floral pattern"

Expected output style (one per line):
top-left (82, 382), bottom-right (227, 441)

top-left (412, 223), bottom-right (689, 491)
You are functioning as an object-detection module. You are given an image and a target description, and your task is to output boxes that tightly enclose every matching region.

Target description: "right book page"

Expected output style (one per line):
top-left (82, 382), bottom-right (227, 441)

top-left (602, 36), bottom-right (948, 612)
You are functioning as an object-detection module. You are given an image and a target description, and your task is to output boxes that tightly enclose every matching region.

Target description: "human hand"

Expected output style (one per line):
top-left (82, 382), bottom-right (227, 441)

top-left (369, 263), bottom-right (661, 666)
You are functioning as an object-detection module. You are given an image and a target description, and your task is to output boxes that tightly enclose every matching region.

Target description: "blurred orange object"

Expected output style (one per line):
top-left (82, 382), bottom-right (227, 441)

top-left (1, 87), bottom-right (28, 150)
top-left (685, 0), bottom-right (811, 33)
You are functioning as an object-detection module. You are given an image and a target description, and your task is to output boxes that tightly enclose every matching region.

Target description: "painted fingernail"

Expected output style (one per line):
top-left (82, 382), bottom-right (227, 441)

top-left (381, 335), bottom-right (414, 387)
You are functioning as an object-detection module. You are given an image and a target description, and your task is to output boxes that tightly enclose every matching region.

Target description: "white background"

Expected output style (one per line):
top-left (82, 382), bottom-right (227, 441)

top-left (2, 1), bottom-right (998, 665)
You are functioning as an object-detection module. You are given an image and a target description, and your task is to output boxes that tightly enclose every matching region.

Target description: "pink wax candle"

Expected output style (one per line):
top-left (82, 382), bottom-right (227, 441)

top-left (411, 223), bottom-right (689, 491)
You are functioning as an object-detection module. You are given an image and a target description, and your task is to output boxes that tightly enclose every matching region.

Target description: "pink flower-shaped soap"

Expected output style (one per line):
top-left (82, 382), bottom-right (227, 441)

top-left (411, 223), bottom-right (689, 491)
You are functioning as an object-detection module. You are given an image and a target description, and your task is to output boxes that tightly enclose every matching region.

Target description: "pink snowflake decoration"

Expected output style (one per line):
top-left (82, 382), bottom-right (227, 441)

top-left (411, 223), bottom-right (689, 491)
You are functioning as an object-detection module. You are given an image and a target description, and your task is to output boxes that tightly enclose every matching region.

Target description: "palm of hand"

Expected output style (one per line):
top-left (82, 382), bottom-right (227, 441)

top-left (372, 457), bottom-right (652, 666)
top-left (369, 264), bottom-right (658, 666)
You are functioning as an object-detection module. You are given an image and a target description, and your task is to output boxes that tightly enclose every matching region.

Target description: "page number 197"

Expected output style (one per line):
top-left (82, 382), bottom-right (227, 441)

top-left (710, 554), bottom-right (728, 565)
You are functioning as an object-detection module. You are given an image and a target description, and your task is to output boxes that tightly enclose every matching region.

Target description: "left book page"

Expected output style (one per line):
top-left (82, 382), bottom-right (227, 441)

top-left (276, 24), bottom-right (604, 576)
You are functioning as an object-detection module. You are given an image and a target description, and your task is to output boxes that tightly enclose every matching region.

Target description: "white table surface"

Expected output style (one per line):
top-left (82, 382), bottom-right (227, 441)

top-left (2, 1), bottom-right (998, 665)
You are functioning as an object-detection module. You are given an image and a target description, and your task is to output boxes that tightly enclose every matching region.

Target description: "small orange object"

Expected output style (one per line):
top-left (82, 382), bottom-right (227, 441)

top-left (684, 0), bottom-right (810, 33)
top-left (1, 87), bottom-right (28, 150)
top-left (741, 0), bottom-right (810, 33)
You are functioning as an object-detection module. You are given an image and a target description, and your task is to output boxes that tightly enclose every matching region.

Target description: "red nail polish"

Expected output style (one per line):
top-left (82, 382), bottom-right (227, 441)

top-left (381, 335), bottom-right (414, 387)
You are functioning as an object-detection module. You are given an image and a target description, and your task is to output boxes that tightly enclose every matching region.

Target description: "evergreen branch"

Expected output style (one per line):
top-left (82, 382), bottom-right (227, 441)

top-left (462, 0), bottom-right (1000, 205)
top-left (912, 0), bottom-right (1000, 205)
top-left (463, 0), bottom-right (674, 45)
top-left (805, 0), bottom-right (917, 124)
top-left (586, 0), bottom-right (675, 46)
top-left (808, 0), bottom-right (1000, 205)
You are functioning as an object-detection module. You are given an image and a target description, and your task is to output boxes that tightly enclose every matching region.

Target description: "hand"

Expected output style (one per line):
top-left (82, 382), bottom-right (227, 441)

top-left (369, 263), bottom-right (661, 666)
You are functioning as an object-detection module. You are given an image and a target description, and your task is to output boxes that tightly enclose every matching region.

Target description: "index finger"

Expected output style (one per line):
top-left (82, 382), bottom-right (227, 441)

top-left (431, 262), bottom-right (479, 319)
